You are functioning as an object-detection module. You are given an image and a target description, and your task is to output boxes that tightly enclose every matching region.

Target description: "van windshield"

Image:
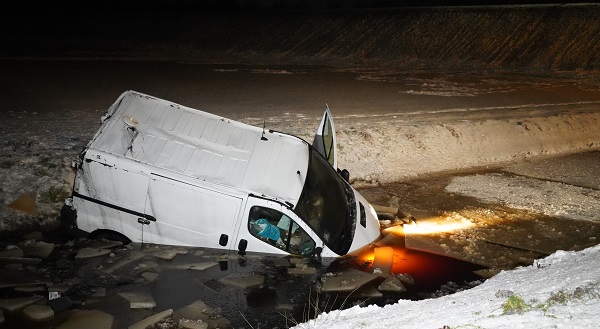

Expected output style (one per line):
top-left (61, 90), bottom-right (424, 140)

top-left (295, 147), bottom-right (356, 255)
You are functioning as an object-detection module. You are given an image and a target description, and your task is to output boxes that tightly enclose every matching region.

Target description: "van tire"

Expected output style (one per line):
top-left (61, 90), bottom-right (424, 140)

top-left (89, 230), bottom-right (131, 245)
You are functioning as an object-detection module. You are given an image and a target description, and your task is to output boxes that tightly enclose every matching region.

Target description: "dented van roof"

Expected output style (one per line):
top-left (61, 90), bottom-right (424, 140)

top-left (87, 90), bottom-right (309, 206)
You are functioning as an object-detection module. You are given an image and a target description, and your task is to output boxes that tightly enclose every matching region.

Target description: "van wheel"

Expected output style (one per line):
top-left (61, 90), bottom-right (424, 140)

top-left (89, 230), bottom-right (131, 245)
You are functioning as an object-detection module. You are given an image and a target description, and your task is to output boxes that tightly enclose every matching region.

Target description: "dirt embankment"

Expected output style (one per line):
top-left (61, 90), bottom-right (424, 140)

top-left (4, 4), bottom-right (600, 71)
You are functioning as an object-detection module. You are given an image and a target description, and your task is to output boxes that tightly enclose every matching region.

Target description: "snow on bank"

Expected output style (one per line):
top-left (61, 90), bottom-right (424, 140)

top-left (334, 110), bottom-right (600, 184)
top-left (295, 244), bottom-right (600, 329)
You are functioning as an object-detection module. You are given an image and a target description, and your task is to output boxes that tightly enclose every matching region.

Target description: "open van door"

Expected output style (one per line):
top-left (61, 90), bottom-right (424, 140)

top-left (312, 105), bottom-right (337, 169)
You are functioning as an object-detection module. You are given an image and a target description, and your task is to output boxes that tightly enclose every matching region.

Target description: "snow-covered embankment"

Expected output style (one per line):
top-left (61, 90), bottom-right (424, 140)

top-left (332, 111), bottom-right (600, 184)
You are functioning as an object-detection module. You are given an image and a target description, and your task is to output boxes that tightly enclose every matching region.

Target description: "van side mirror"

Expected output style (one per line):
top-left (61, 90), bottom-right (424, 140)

top-left (338, 169), bottom-right (350, 182)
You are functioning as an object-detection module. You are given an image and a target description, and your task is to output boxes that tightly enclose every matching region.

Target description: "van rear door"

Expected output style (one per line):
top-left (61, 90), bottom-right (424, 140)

top-left (312, 105), bottom-right (337, 169)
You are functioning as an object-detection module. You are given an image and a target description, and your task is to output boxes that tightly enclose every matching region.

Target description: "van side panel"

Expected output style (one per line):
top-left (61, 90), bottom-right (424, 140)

top-left (145, 174), bottom-right (242, 248)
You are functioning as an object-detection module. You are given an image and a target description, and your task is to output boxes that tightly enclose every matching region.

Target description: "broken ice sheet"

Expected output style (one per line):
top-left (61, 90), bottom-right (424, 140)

top-left (0, 296), bottom-right (43, 312)
top-left (288, 266), bottom-right (317, 275)
top-left (173, 299), bottom-right (230, 329)
top-left (378, 275), bottom-right (407, 293)
top-left (320, 269), bottom-right (379, 293)
top-left (129, 308), bottom-right (173, 329)
top-left (118, 290), bottom-right (156, 309)
top-left (56, 309), bottom-right (114, 329)
top-left (168, 262), bottom-right (218, 271)
top-left (18, 240), bottom-right (55, 259)
top-left (100, 251), bottom-right (144, 274)
top-left (75, 248), bottom-right (112, 259)
top-left (22, 304), bottom-right (55, 321)
top-left (218, 273), bottom-right (265, 288)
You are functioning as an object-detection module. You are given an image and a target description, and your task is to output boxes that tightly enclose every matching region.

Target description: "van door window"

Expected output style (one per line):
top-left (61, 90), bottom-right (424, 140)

top-left (248, 206), bottom-right (316, 256)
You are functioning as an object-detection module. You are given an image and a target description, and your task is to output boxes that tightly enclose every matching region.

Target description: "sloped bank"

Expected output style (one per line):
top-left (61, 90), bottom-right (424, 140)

top-left (4, 4), bottom-right (600, 71)
top-left (331, 111), bottom-right (600, 184)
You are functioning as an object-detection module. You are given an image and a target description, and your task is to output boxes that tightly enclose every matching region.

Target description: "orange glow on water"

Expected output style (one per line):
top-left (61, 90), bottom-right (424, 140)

top-left (348, 226), bottom-right (482, 290)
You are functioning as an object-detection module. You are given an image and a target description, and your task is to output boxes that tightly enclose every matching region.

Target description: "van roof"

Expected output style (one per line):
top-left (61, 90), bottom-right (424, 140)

top-left (87, 91), bottom-right (309, 206)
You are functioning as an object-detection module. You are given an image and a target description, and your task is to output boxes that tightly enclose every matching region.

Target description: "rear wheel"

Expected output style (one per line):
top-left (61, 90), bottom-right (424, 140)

top-left (89, 230), bottom-right (131, 244)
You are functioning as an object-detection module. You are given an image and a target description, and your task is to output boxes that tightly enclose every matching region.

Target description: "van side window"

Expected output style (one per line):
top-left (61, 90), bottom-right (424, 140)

top-left (248, 206), bottom-right (316, 256)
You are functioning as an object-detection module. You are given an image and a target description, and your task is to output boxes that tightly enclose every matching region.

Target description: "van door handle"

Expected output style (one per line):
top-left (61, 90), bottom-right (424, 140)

top-left (238, 239), bottom-right (248, 252)
top-left (219, 234), bottom-right (228, 246)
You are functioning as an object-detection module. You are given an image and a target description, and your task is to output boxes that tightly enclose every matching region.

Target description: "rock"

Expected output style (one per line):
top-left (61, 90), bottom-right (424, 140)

top-left (218, 273), bottom-right (264, 288)
top-left (192, 251), bottom-right (205, 256)
top-left (378, 276), bottom-right (407, 293)
top-left (57, 309), bottom-right (114, 329)
top-left (18, 240), bottom-right (55, 259)
top-left (179, 318), bottom-right (208, 329)
top-left (23, 304), bottom-right (55, 321)
top-left (141, 272), bottom-right (159, 282)
top-left (320, 269), bottom-right (379, 293)
top-left (75, 248), bottom-right (112, 259)
top-left (169, 262), bottom-right (218, 271)
top-left (118, 290), bottom-right (156, 309)
top-left (128, 308), bottom-right (173, 329)
top-left (0, 296), bottom-right (43, 312)
top-left (288, 266), bottom-right (317, 275)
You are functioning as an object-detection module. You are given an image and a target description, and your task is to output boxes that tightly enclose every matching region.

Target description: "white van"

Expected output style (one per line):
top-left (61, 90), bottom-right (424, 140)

top-left (62, 91), bottom-right (381, 258)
